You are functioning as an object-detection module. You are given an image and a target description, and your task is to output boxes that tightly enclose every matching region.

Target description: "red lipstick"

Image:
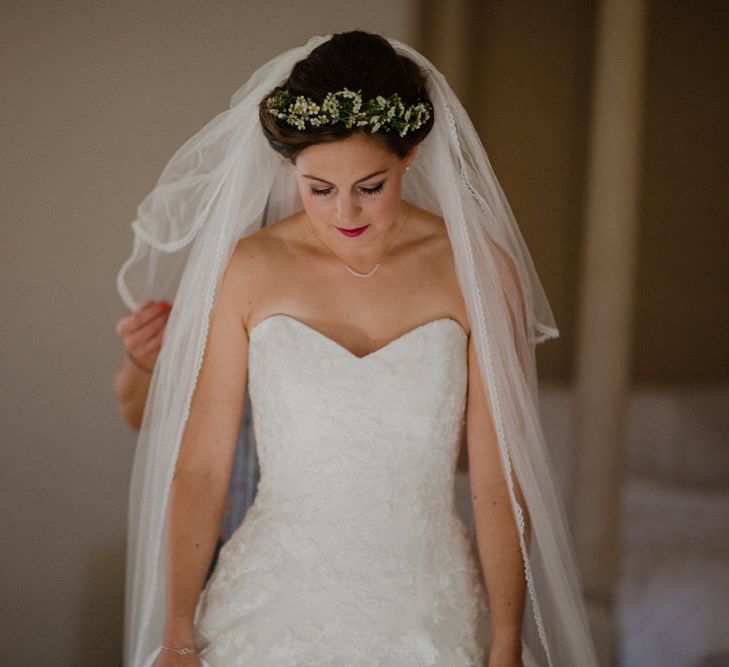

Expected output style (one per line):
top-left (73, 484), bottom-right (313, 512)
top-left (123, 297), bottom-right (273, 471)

top-left (335, 224), bottom-right (370, 237)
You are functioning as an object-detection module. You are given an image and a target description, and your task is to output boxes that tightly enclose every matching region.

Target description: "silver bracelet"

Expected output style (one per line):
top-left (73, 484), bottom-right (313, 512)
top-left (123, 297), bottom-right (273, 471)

top-left (161, 644), bottom-right (197, 656)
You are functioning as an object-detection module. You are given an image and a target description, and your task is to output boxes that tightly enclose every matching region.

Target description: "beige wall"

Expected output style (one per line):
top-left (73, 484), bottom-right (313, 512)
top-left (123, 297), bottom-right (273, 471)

top-left (0, 3), bottom-right (415, 664)
top-left (420, 0), bottom-right (728, 383)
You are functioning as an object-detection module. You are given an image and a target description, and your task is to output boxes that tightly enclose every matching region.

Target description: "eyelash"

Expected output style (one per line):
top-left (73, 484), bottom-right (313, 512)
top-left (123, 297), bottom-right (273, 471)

top-left (309, 182), bottom-right (385, 198)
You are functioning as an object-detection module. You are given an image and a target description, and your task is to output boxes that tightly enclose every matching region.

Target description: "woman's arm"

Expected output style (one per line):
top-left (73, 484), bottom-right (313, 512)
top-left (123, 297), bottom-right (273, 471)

top-left (466, 332), bottom-right (528, 667)
top-left (113, 300), bottom-right (172, 430)
top-left (158, 244), bottom-right (253, 655)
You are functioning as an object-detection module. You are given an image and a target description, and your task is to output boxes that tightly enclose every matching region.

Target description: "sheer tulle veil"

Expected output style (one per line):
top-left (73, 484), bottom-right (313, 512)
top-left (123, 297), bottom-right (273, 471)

top-left (117, 34), bottom-right (599, 667)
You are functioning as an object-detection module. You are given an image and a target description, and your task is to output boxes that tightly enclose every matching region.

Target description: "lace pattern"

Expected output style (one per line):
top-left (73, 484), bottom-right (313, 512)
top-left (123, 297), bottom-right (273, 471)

top-left (194, 315), bottom-right (491, 665)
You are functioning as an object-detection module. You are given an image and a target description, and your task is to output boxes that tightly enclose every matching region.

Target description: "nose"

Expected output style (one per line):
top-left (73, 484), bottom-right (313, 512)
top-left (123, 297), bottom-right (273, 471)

top-left (335, 193), bottom-right (362, 225)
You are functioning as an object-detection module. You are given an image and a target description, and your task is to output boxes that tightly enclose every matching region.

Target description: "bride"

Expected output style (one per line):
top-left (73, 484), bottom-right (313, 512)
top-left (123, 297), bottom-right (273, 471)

top-left (119, 31), bottom-right (598, 667)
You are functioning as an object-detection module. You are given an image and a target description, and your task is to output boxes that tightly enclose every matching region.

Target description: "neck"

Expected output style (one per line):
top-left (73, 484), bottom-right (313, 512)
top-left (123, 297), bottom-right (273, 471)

top-left (313, 201), bottom-right (410, 270)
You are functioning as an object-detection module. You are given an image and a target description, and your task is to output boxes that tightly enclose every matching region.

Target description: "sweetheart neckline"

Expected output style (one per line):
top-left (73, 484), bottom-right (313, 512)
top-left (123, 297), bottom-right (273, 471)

top-left (248, 313), bottom-right (468, 361)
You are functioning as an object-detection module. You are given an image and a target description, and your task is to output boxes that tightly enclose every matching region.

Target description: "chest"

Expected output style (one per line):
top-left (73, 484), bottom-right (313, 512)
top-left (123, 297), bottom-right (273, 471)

top-left (252, 257), bottom-right (464, 357)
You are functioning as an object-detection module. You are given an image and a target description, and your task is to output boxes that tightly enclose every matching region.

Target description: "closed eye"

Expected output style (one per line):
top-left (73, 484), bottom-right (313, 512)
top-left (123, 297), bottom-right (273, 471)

top-left (308, 181), bottom-right (385, 198)
top-left (359, 182), bottom-right (385, 196)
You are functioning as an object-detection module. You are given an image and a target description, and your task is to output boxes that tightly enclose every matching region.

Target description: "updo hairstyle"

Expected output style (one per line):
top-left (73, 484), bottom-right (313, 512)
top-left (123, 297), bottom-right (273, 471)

top-left (259, 31), bottom-right (434, 162)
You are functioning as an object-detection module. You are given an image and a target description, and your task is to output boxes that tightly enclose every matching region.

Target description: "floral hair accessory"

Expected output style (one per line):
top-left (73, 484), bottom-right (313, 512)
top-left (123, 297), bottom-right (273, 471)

top-left (265, 87), bottom-right (432, 137)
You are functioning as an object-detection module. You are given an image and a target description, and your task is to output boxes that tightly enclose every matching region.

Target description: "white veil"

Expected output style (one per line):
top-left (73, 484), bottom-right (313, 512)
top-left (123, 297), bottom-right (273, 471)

top-left (118, 34), bottom-right (599, 667)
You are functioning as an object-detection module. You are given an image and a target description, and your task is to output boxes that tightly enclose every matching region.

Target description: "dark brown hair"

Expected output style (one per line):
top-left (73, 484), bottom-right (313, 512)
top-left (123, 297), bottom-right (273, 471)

top-left (259, 31), bottom-right (434, 162)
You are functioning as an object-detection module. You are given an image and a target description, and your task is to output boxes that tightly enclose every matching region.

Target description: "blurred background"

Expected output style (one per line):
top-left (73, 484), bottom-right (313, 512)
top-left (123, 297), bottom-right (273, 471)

top-left (1, 1), bottom-right (727, 665)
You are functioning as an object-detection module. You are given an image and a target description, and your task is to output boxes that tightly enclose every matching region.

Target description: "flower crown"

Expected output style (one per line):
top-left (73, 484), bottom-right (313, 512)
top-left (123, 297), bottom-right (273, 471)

top-left (265, 87), bottom-right (432, 138)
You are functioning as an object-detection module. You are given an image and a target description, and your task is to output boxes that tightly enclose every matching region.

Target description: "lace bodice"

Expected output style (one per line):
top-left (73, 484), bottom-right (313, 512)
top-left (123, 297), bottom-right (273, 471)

top-left (194, 313), bottom-right (492, 666)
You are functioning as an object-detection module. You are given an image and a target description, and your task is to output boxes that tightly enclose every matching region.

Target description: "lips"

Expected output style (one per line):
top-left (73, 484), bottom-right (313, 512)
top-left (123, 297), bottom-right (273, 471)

top-left (335, 224), bottom-right (370, 237)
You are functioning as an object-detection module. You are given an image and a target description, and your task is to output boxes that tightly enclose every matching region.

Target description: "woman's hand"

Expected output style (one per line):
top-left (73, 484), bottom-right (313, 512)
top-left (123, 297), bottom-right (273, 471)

top-left (151, 647), bottom-right (202, 667)
top-left (116, 299), bottom-right (172, 371)
top-left (485, 657), bottom-right (523, 667)
top-left (113, 300), bottom-right (172, 430)
top-left (485, 655), bottom-right (523, 667)
top-left (485, 642), bottom-right (524, 667)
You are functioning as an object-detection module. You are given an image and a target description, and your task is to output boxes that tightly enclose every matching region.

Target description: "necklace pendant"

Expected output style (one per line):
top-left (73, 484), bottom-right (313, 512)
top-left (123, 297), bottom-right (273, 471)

top-left (346, 263), bottom-right (380, 278)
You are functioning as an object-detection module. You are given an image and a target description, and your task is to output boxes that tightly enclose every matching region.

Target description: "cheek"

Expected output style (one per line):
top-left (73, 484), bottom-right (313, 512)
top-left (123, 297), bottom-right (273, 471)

top-left (301, 197), bottom-right (330, 221)
top-left (370, 177), bottom-right (404, 218)
top-left (297, 184), bottom-right (331, 221)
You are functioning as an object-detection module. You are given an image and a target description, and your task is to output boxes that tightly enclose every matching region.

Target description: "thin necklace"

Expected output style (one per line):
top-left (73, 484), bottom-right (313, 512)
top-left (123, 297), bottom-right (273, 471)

top-left (309, 201), bottom-right (411, 278)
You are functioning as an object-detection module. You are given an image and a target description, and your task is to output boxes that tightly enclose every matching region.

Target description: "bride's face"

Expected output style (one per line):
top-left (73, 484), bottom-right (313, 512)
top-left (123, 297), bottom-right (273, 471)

top-left (293, 133), bottom-right (415, 246)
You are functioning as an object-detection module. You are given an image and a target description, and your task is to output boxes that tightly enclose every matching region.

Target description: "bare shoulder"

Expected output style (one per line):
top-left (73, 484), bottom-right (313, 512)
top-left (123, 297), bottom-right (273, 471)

top-left (223, 213), bottom-right (303, 331)
top-left (232, 209), bottom-right (306, 255)
top-left (407, 204), bottom-right (471, 335)
top-left (408, 205), bottom-right (460, 284)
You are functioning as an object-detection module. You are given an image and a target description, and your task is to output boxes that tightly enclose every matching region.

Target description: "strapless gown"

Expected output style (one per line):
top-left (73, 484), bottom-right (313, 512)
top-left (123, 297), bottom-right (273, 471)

top-left (193, 314), bottom-right (495, 666)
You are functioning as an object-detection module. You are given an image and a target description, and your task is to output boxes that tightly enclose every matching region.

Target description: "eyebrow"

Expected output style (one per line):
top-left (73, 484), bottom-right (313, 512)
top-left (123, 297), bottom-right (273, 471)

top-left (301, 169), bottom-right (388, 185)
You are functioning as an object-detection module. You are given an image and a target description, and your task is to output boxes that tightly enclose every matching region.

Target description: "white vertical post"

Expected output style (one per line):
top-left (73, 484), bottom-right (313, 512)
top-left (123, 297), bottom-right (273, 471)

top-left (570, 0), bottom-right (647, 664)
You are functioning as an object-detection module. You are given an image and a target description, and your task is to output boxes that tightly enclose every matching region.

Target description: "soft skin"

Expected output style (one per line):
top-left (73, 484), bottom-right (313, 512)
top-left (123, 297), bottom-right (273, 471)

top-left (153, 133), bottom-right (527, 667)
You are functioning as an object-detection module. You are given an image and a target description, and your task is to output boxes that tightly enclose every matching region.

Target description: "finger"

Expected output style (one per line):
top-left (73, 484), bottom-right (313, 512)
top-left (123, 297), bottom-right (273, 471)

top-left (134, 301), bottom-right (159, 320)
top-left (145, 308), bottom-right (171, 332)
top-left (139, 325), bottom-right (166, 359)
top-left (116, 314), bottom-right (134, 337)
top-left (118, 312), bottom-right (154, 340)
top-left (126, 303), bottom-right (174, 350)
top-left (123, 302), bottom-right (172, 348)
top-left (136, 300), bottom-right (166, 321)
top-left (116, 300), bottom-right (161, 337)
top-left (126, 318), bottom-right (163, 352)
top-left (129, 302), bottom-right (169, 334)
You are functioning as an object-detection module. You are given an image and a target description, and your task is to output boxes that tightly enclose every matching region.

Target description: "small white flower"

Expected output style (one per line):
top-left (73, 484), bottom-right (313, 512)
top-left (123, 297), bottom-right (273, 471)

top-left (270, 87), bottom-right (431, 136)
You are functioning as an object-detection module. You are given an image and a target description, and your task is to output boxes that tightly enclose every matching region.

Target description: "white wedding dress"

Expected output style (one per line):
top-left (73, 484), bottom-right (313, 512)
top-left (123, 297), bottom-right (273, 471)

top-left (193, 313), bottom-right (534, 666)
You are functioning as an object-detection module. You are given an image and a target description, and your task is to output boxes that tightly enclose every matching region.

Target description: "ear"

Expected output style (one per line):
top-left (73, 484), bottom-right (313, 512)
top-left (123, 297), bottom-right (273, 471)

top-left (403, 146), bottom-right (418, 169)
